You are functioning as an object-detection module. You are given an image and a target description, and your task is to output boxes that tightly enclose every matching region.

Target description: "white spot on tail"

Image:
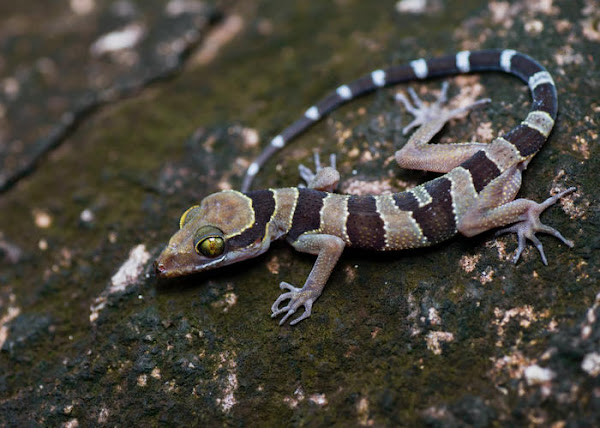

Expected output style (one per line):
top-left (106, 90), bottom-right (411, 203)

top-left (371, 69), bottom-right (386, 87)
top-left (522, 110), bottom-right (555, 137)
top-left (247, 162), bottom-right (259, 176)
top-left (410, 58), bottom-right (428, 79)
top-left (500, 49), bottom-right (516, 72)
top-left (271, 135), bottom-right (285, 148)
top-left (336, 84), bottom-right (352, 99)
top-left (305, 106), bottom-right (320, 121)
top-left (528, 71), bottom-right (555, 91)
top-left (456, 51), bottom-right (471, 73)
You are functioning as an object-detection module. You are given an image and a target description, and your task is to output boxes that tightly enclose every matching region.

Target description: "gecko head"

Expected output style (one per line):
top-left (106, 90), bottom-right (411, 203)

top-left (155, 190), bottom-right (270, 278)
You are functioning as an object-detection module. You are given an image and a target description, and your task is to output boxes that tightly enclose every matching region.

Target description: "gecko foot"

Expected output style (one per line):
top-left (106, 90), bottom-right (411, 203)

top-left (395, 82), bottom-right (491, 135)
top-left (271, 281), bottom-right (319, 325)
top-left (298, 151), bottom-right (339, 191)
top-left (495, 187), bottom-right (576, 265)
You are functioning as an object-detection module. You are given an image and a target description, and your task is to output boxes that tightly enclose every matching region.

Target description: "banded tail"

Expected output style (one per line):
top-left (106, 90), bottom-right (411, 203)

top-left (241, 49), bottom-right (557, 192)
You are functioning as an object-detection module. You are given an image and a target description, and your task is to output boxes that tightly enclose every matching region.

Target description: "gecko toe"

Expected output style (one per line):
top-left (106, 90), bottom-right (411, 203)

top-left (271, 281), bottom-right (317, 325)
top-left (498, 188), bottom-right (575, 265)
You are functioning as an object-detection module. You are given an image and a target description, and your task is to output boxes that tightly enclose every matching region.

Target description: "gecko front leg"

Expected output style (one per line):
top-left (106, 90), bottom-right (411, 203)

top-left (271, 233), bottom-right (345, 325)
top-left (298, 151), bottom-right (340, 192)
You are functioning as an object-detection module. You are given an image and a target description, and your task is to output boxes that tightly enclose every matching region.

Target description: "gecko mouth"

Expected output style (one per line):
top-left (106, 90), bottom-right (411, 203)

top-left (154, 253), bottom-right (226, 278)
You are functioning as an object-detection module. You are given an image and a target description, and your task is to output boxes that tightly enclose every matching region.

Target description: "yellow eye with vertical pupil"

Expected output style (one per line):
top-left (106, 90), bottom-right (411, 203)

top-left (197, 236), bottom-right (225, 258)
top-left (193, 226), bottom-right (225, 258)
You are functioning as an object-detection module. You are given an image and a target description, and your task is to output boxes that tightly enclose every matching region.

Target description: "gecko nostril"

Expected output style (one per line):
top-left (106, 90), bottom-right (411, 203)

top-left (155, 262), bottom-right (166, 274)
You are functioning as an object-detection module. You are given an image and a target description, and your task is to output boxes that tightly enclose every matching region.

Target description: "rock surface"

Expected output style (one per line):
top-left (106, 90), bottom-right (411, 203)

top-left (1, 0), bottom-right (598, 425)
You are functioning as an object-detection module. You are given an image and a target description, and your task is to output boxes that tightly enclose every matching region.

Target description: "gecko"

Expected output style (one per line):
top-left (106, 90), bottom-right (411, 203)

top-left (155, 49), bottom-right (575, 325)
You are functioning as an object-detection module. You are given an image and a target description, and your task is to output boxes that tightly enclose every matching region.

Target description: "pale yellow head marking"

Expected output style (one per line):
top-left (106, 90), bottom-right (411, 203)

top-left (198, 190), bottom-right (255, 239)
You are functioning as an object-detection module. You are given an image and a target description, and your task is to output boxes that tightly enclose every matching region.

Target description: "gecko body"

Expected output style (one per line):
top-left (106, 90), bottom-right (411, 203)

top-left (156, 49), bottom-right (575, 325)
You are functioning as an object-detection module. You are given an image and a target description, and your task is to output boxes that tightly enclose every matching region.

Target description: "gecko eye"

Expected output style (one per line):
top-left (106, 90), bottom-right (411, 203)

top-left (193, 226), bottom-right (225, 258)
top-left (179, 205), bottom-right (200, 229)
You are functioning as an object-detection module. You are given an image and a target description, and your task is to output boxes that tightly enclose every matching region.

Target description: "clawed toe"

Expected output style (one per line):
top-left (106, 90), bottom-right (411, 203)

top-left (496, 187), bottom-right (576, 265)
top-left (298, 163), bottom-right (315, 185)
top-left (271, 281), bottom-right (315, 325)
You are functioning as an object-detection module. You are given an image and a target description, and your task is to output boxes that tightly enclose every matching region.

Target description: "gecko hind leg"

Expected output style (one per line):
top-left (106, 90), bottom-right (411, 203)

top-left (298, 151), bottom-right (340, 192)
top-left (394, 83), bottom-right (492, 173)
top-left (494, 187), bottom-right (576, 265)
top-left (395, 82), bottom-right (490, 135)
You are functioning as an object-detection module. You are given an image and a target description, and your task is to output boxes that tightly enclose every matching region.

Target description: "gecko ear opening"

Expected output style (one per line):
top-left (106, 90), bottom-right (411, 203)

top-left (193, 226), bottom-right (225, 258)
top-left (179, 205), bottom-right (201, 229)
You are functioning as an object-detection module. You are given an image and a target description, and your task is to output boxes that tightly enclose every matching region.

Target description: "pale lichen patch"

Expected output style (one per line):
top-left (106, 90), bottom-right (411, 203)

top-left (308, 393), bottom-right (328, 407)
top-left (211, 289), bottom-right (238, 313)
top-left (553, 45), bottom-right (584, 66)
top-left (428, 307), bottom-right (441, 326)
top-left (98, 407), bottom-right (110, 424)
top-left (241, 127), bottom-right (260, 148)
top-left (89, 244), bottom-right (151, 323)
top-left (266, 255), bottom-right (280, 275)
top-left (486, 239), bottom-right (511, 263)
top-left (524, 19), bottom-right (544, 35)
top-left (151, 367), bottom-right (162, 380)
top-left (90, 23), bottom-right (145, 56)
top-left (165, 0), bottom-right (206, 16)
top-left (489, 350), bottom-right (554, 398)
top-left (582, 16), bottom-right (600, 42)
top-left (356, 396), bottom-right (373, 426)
top-left (33, 209), bottom-right (52, 228)
top-left (493, 305), bottom-right (549, 347)
top-left (524, 364), bottom-right (555, 385)
top-left (490, 350), bottom-right (531, 381)
top-left (475, 121), bottom-right (494, 141)
top-left (451, 76), bottom-right (484, 112)
top-left (395, 0), bottom-right (427, 14)
top-left (0, 294), bottom-right (21, 349)
top-left (524, 364), bottom-right (555, 397)
top-left (551, 171), bottom-right (587, 220)
top-left (572, 135), bottom-right (590, 160)
top-left (406, 292), bottom-right (422, 337)
top-left (70, 0), bottom-right (95, 15)
top-left (581, 292), bottom-right (600, 340)
top-left (479, 266), bottom-right (495, 285)
top-left (63, 418), bottom-right (80, 428)
top-left (582, 352), bottom-right (600, 377)
top-left (425, 331), bottom-right (454, 355)
top-left (459, 253), bottom-right (480, 273)
top-left (214, 352), bottom-right (238, 413)
top-left (192, 15), bottom-right (244, 65)
top-left (341, 178), bottom-right (395, 195)
top-left (109, 244), bottom-right (151, 293)
top-left (283, 386), bottom-right (305, 409)
top-left (137, 374), bottom-right (148, 387)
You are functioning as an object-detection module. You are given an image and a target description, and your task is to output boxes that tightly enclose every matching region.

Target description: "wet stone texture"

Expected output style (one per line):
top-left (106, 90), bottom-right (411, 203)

top-left (0, 0), bottom-right (599, 426)
top-left (0, 0), bottom-right (219, 191)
